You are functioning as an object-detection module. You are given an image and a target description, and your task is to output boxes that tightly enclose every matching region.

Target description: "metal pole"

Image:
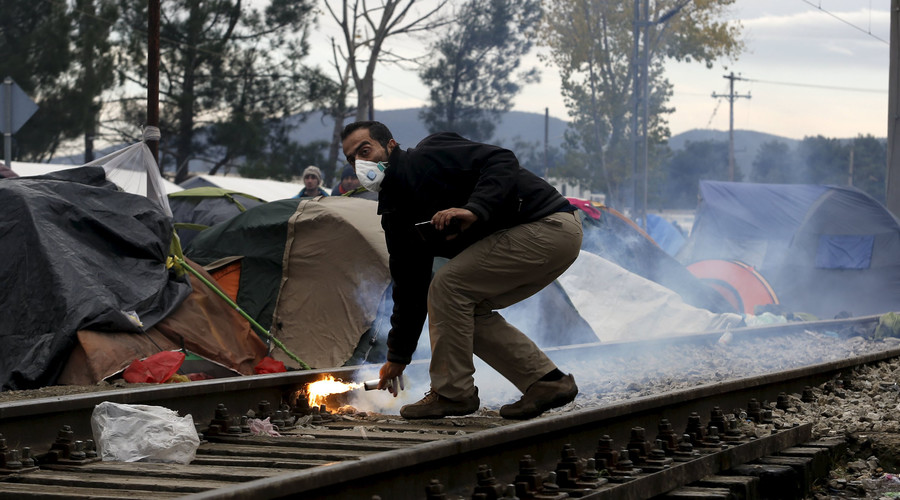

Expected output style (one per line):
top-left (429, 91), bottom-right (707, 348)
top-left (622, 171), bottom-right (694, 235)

top-left (630, 0), bottom-right (640, 215)
top-left (641, 0), bottom-right (650, 228)
top-left (147, 0), bottom-right (160, 168)
top-left (886, 0), bottom-right (900, 217)
top-left (728, 72), bottom-right (735, 182)
top-left (3, 78), bottom-right (11, 168)
top-left (544, 107), bottom-right (549, 179)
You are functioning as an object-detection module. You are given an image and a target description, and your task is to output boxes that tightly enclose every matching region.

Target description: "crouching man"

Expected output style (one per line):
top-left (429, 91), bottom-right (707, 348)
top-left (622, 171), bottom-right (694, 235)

top-left (341, 121), bottom-right (582, 419)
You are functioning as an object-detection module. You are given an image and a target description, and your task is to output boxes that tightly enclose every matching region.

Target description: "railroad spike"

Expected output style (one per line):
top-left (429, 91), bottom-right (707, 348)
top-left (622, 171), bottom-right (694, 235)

top-left (473, 464), bottom-right (505, 499)
top-left (594, 435), bottom-right (618, 472)
top-left (424, 478), bottom-right (446, 500)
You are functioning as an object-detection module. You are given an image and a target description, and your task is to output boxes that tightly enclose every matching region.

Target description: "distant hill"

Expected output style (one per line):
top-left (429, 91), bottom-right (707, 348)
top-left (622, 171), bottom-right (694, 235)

top-left (289, 108), bottom-right (570, 150)
top-left (52, 109), bottom-right (849, 177)
top-left (667, 129), bottom-right (801, 178)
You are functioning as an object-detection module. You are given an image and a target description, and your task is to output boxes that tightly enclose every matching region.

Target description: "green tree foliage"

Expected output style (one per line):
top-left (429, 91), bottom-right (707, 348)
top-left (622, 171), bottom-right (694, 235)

top-left (114, 0), bottom-right (327, 182)
top-left (0, 0), bottom-right (116, 161)
top-left (662, 139), bottom-right (739, 209)
top-left (795, 134), bottom-right (886, 202)
top-left (541, 0), bottom-right (742, 207)
top-left (849, 135), bottom-right (886, 203)
top-left (751, 140), bottom-right (797, 184)
top-left (419, 0), bottom-right (541, 142)
top-left (510, 138), bottom-right (565, 178)
top-left (798, 135), bottom-right (848, 186)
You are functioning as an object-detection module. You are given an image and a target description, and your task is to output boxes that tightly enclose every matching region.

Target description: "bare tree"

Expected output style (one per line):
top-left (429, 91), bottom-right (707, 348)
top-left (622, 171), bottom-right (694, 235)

top-left (324, 0), bottom-right (449, 122)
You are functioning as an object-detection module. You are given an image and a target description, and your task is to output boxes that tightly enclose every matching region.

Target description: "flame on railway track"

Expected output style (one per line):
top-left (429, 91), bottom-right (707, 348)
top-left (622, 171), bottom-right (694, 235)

top-left (305, 375), bottom-right (363, 407)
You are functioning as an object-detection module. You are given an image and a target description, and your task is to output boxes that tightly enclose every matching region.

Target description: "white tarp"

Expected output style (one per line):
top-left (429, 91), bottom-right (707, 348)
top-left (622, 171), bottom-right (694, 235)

top-left (84, 140), bottom-right (175, 217)
top-left (558, 250), bottom-right (743, 342)
top-left (179, 174), bottom-right (315, 202)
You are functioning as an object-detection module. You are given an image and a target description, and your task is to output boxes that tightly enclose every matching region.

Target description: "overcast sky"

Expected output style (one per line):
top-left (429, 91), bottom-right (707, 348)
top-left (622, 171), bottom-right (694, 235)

top-left (314, 0), bottom-right (891, 141)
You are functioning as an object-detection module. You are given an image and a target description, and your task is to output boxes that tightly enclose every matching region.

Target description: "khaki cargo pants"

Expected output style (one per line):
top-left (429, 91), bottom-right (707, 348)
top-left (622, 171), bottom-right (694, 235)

top-left (427, 211), bottom-right (583, 400)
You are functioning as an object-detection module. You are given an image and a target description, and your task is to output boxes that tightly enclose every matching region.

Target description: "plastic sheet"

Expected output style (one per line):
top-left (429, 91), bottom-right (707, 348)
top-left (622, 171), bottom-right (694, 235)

top-left (91, 401), bottom-right (200, 464)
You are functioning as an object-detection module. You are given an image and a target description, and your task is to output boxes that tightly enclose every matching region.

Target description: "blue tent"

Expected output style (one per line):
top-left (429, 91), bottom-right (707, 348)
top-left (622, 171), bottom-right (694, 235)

top-left (678, 181), bottom-right (900, 318)
top-left (638, 214), bottom-right (686, 256)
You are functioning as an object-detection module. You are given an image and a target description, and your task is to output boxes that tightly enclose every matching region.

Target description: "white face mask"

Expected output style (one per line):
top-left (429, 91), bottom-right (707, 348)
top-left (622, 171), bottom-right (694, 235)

top-left (355, 160), bottom-right (387, 192)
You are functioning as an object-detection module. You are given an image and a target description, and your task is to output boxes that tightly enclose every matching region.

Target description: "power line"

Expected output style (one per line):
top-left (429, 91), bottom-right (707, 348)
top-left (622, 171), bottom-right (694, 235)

top-left (741, 77), bottom-right (886, 94)
top-left (799, 0), bottom-right (889, 44)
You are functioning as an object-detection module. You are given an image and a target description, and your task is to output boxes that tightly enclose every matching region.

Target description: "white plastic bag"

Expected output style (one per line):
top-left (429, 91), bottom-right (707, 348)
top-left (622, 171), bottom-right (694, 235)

top-left (91, 401), bottom-right (200, 464)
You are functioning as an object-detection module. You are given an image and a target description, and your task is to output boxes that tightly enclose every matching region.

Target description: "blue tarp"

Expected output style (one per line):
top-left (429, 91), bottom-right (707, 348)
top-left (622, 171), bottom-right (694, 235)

top-left (638, 214), bottom-right (686, 257)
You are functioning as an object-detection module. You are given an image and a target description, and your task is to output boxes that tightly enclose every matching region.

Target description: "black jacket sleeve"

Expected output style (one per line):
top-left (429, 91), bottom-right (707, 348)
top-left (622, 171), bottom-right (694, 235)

top-left (381, 213), bottom-right (434, 364)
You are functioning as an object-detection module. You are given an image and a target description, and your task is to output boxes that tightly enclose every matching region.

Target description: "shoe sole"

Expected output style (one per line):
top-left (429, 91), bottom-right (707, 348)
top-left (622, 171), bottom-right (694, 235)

top-left (400, 402), bottom-right (480, 419)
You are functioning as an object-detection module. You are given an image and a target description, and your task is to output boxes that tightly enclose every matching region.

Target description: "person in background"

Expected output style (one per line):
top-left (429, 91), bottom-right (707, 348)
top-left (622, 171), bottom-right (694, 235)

top-left (332, 165), bottom-right (361, 196)
top-left (296, 165), bottom-right (328, 198)
top-left (332, 163), bottom-right (378, 201)
top-left (340, 120), bottom-right (582, 420)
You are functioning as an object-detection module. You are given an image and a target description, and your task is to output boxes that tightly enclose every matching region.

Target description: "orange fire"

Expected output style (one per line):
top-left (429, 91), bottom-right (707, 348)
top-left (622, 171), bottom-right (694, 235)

top-left (306, 375), bottom-right (363, 407)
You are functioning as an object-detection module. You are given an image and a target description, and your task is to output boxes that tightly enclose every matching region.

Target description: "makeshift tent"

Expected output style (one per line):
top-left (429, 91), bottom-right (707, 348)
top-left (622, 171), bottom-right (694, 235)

top-left (638, 213), bottom-right (687, 256)
top-left (168, 187), bottom-right (266, 246)
top-left (58, 259), bottom-right (268, 385)
top-left (179, 174), bottom-right (311, 202)
top-left (11, 161), bottom-right (183, 194)
top-left (82, 129), bottom-right (177, 216)
top-left (0, 167), bottom-right (192, 390)
top-left (679, 181), bottom-right (900, 318)
top-left (567, 198), bottom-right (735, 314)
top-left (186, 196), bottom-right (393, 369)
top-left (558, 251), bottom-right (744, 342)
top-left (685, 259), bottom-right (778, 315)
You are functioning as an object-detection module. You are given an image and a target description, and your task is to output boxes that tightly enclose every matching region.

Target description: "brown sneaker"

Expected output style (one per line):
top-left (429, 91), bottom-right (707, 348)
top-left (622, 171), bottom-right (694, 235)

top-left (499, 374), bottom-right (578, 420)
top-left (400, 389), bottom-right (480, 419)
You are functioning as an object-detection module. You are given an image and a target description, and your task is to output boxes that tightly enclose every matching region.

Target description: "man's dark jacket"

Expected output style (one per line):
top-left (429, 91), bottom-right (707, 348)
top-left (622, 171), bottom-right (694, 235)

top-left (377, 132), bottom-right (571, 364)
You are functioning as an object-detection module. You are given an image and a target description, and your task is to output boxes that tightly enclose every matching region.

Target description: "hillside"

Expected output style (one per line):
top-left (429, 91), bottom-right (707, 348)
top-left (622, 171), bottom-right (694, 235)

top-left (667, 129), bottom-right (801, 177)
top-left (50, 109), bottom-right (833, 174)
top-left (289, 108), bottom-right (570, 150)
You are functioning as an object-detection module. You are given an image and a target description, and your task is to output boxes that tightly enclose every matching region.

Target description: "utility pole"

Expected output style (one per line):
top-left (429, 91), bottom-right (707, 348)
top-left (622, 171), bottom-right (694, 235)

top-left (886, 0), bottom-right (900, 217)
top-left (544, 107), bottom-right (549, 179)
top-left (630, 0), bottom-right (641, 216)
top-left (147, 0), bottom-right (160, 168)
top-left (712, 72), bottom-right (751, 181)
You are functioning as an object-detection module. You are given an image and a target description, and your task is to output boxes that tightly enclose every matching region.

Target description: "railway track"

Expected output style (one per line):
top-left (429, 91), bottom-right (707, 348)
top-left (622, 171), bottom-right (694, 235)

top-left (0, 314), bottom-right (896, 499)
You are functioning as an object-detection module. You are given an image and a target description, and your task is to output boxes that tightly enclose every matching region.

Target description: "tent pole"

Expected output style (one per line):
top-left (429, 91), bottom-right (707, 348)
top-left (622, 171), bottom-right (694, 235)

top-left (174, 256), bottom-right (311, 370)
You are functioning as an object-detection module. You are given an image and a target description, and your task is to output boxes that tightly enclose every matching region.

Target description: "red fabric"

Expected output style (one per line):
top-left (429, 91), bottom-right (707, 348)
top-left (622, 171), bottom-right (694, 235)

top-left (566, 197), bottom-right (602, 220)
top-left (254, 356), bottom-right (286, 374)
top-left (123, 351), bottom-right (186, 383)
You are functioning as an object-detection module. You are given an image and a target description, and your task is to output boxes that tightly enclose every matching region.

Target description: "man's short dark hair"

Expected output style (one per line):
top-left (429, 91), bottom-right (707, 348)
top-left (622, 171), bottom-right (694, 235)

top-left (341, 121), bottom-right (394, 149)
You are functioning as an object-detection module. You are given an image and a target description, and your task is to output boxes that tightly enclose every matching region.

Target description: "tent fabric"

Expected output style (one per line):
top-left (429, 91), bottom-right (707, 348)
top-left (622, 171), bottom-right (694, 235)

top-left (11, 161), bottom-right (183, 194)
top-left (638, 214), bottom-right (686, 256)
top-left (186, 197), bottom-right (392, 369)
top-left (686, 259), bottom-right (779, 315)
top-left (269, 197), bottom-right (393, 368)
top-left (179, 175), bottom-right (311, 202)
top-left (57, 258), bottom-right (268, 385)
top-left (0, 167), bottom-right (192, 390)
top-left (83, 139), bottom-right (176, 217)
top-left (169, 187), bottom-right (266, 247)
top-left (187, 199), bottom-right (301, 329)
top-left (557, 251), bottom-right (744, 342)
top-left (572, 200), bottom-right (735, 314)
top-left (680, 181), bottom-right (900, 318)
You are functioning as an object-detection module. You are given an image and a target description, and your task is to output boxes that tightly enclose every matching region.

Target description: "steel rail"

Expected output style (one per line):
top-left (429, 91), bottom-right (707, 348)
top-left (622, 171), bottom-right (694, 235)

top-left (0, 314), bottom-right (893, 499)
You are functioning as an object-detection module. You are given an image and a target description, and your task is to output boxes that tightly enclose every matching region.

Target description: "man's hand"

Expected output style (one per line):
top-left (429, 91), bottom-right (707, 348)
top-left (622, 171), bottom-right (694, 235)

top-left (379, 361), bottom-right (407, 397)
top-left (432, 208), bottom-right (477, 239)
